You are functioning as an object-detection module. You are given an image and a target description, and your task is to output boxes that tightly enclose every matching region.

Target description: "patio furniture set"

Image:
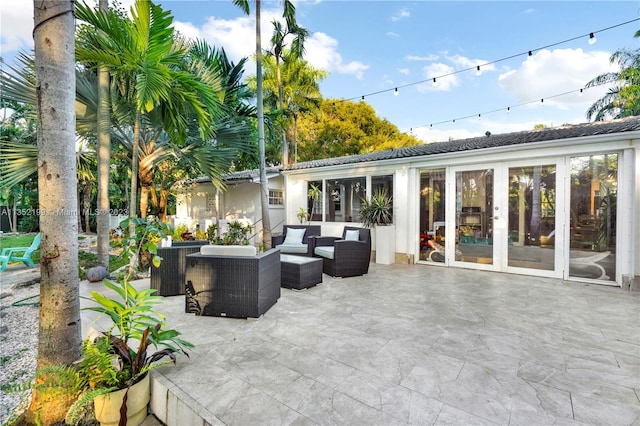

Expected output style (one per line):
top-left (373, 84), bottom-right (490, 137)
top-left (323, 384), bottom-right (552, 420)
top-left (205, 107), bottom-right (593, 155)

top-left (150, 225), bottom-right (372, 319)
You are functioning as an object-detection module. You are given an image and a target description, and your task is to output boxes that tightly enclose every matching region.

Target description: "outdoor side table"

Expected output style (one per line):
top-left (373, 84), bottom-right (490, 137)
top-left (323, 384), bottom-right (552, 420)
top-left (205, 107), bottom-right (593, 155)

top-left (280, 254), bottom-right (323, 290)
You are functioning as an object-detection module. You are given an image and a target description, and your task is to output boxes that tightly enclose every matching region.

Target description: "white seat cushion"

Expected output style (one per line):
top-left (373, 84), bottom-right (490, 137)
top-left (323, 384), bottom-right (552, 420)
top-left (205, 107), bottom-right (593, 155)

top-left (200, 245), bottom-right (257, 256)
top-left (283, 228), bottom-right (306, 245)
top-left (276, 243), bottom-right (308, 254)
top-left (314, 246), bottom-right (334, 259)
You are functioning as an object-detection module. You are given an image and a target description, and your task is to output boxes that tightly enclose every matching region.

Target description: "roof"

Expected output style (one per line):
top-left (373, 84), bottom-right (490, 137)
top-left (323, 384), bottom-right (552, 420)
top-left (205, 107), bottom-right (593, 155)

top-left (285, 117), bottom-right (640, 171)
top-left (191, 166), bottom-right (283, 185)
top-left (189, 117), bottom-right (640, 185)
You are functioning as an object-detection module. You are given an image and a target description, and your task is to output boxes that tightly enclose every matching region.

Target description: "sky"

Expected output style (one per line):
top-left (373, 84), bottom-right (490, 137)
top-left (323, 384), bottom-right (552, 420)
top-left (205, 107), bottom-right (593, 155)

top-left (1, 1), bottom-right (639, 143)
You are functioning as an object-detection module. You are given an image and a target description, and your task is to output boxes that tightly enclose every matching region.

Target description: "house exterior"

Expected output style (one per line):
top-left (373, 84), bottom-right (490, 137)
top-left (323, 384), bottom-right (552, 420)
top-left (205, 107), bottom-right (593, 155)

top-left (179, 117), bottom-right (640, 288)
top-left (174, 168), bottom-right (285, 246)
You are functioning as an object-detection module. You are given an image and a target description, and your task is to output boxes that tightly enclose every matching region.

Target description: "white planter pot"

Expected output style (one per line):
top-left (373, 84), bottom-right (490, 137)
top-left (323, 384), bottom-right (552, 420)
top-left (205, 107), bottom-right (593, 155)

top-left (375, 225), bottom-right (396, 265)
top-left (93, 373), bottom-right (150, 426)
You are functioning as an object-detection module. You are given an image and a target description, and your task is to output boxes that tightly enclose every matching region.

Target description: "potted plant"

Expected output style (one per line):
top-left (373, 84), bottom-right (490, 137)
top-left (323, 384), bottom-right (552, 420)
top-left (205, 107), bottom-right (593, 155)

top-left (32, 218), bottom-right (194, 426)
top-left (360, 189), bottom-right (395, 264)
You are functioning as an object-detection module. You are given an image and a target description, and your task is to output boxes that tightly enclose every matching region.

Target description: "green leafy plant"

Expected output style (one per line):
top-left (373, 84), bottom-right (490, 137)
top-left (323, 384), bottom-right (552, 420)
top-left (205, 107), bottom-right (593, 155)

top-left (296, 207), bottom-right (308, 224)
top-left (66, 217), bottom-right (193, 422)
top-left (359, 189), bottom-right (393, 227)
top-left (207, 221), bottom-right (253, 245)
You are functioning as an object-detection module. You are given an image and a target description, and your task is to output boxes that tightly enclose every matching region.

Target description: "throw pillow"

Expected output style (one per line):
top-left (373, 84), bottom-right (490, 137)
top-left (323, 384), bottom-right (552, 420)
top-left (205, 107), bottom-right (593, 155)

top-left (345, 229), bottom-right (360, 241)
top-left (283, 228), bottom-right (306, 245)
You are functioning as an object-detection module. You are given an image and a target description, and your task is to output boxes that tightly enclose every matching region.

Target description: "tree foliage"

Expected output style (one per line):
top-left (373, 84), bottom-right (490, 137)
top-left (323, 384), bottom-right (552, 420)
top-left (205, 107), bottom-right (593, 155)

top-left (586, 30), bottom-right (640, 121)
top-left (296, 99), bottom-right (422, 161)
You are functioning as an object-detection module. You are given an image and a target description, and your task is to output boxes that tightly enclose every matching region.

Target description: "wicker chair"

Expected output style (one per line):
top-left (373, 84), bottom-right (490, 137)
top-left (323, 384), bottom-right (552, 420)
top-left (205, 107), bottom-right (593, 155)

top-left (184, 247), bottom-right (281, 318)
top-left (272, 225), bottom-right (321, 257)
top-left (311, 226), bottom-right (371, 277)
top-left (150, 241), bottom-right (209, 296)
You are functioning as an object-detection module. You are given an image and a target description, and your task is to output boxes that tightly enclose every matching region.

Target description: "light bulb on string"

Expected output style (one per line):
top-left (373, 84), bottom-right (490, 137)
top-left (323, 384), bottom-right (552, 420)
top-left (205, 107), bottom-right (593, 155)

top-left (588, 32), bottom-right (597, 45)
top-left (432, 78), bottom-right (438, 87)
top-left (476, 65), bottom-right (481, 76)
top-left (579, 88), bottom-right (584, 97)
top-left (361, 95), bottom-right (364, 100)
top-left (478, 114), bottom-right (481, 121)
top-left (394, 88), bottom-right (399, 96)
top-left (507, 107), bottom-right (511, 114)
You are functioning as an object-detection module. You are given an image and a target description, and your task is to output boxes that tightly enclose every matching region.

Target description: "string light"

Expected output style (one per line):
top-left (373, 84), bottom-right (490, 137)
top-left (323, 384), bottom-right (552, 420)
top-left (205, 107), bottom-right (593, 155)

top-left (394, 88), bottom-right (399, 96)
top-left (476, 65), bottom-right (482, 76)
top-left (339, 18), bottom-right (637, 103)
top-left (404, 84), bottom-right (601, 133)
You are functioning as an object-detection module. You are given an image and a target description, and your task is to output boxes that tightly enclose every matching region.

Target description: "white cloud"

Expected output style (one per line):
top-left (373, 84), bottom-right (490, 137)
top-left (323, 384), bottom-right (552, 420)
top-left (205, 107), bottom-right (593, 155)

top-left (417, 63), bottom-right (459, 92)
top-left (398, 68), bottom-right (410, 75)
top-left (406, 54), bottom-right (439, 61)
top-left (174, 12), bottom-right (368, 79)
top-left (391, 9), bottom-right (410, 22)
top-left (305, 32), bottom-right (369, 78)
top-left (445, 54), bottom-right (496, 74)
top-left (0, 1), bottom-right (33, 54)
top-left (386, 31), bottom-right (399, 38)
top-left (410, 126), bottom-right (482, 143)
top-left (498, 48), bottom-right (616, 109)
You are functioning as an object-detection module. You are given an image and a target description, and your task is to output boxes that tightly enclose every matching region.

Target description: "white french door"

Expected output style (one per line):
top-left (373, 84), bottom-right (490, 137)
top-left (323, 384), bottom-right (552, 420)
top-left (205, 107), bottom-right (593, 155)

top-left (445, 162), bottom-right (560, 277)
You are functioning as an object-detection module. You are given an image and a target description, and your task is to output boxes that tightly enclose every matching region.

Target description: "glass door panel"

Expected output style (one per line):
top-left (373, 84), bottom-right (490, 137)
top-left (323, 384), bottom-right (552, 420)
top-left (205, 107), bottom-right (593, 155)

top-left (569, 155), bottom-right (617, 281)
top-left (507, 165), bottom-right (556, 271)
top-left (456, 169), bottom-right (493, 265)
top-left (419, 169), bottom-right (446, 263)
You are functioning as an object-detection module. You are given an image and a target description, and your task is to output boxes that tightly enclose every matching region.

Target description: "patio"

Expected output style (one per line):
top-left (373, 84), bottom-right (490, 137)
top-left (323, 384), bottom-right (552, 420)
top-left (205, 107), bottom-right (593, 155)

top-left (90, 263), bottom-right (640, 425)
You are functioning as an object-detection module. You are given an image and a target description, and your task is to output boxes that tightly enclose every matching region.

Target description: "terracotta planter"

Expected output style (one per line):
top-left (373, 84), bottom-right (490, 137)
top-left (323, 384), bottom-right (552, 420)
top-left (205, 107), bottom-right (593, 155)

top-left (93, 374), bottom-right (150, 426)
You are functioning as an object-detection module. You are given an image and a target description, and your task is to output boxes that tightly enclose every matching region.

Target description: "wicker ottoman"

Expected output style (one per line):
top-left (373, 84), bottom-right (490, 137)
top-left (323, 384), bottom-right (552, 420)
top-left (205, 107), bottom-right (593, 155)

top-left (281, 254), bottom-right (323, 290)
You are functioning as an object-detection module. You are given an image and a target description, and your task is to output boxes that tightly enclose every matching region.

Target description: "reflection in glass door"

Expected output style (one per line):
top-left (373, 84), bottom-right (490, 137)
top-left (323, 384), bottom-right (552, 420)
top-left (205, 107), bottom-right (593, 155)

top-left (419, 169), bottom-right (446, 263)
top-left (507, 165), bottom-right (556, 271)
top-left (569, 154), bottom-right (617, 281)
top-left (456, 169), bottom-right (493, 265)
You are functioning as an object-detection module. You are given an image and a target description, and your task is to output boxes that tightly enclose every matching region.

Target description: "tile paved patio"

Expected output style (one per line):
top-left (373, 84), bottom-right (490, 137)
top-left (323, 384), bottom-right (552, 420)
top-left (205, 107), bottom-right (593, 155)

top-left (82, 263), bottom-right (640, 425)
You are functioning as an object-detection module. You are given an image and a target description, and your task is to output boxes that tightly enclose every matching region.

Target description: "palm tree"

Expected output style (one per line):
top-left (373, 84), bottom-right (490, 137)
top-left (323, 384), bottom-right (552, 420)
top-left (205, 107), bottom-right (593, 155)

top-left (267, 16), bottom-right (307, 166)
top-left (76, 0), bottom-right (219, 225)
top-left (27, 1), bottom-right (82, 423)
top-left (233, 0), bottom-right (299, 249)
top-left (586, 31), bottom-right (640, 121)
top-left (256, 50), bottom-right (326, 163)
top-left (96, 0), bottom-right (111, 267)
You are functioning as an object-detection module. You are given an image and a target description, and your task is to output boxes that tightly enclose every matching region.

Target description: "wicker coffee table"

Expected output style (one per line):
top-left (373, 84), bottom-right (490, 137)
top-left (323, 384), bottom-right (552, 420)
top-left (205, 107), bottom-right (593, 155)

top-left (280, 254), bottom-right (323, 290)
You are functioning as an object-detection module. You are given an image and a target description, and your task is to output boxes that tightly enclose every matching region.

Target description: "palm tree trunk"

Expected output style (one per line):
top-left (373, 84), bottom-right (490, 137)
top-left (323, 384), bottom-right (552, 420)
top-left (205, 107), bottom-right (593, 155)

top-left (276, 55), bottom-right (288, 167)
top-left (29, 1), bottom-right (82, 423)
top-left (140, 184), bottom-right (149, 218)
top-left (96, 0), bottom-right (111, 267)
top-left (256, 0), bottom-right (272, 249)
top-left (83, 182), bottom-right (92, 233)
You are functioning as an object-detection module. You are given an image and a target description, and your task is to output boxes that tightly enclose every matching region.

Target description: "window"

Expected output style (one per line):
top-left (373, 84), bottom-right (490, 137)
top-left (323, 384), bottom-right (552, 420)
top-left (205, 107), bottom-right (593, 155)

top-left (307, 175), bottom-right (393, 223)
top-left (269, 189), bottom-right (284, 206)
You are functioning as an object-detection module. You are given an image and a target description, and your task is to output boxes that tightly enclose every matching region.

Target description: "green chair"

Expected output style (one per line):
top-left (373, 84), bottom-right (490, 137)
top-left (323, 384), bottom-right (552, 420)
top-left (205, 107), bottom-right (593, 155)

top-left (1, 233), bottom-right (41, 272)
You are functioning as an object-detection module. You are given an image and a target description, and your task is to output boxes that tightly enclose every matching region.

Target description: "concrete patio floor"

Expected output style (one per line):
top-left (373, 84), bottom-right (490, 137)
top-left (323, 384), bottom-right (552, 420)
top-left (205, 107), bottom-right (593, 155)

top-left (81, 263), bottom-right (639, 425)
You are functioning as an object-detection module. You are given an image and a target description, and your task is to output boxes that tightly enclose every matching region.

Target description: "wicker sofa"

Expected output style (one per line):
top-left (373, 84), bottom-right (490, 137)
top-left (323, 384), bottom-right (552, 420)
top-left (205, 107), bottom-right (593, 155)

top-left (272, 225), bottom-right (321, 256)
top-left (150, 240), bottom-right (209, 296)
top-left (311, 226), bottom-right (371, 277)
top-left (184, 245), bottom-right (281, 318)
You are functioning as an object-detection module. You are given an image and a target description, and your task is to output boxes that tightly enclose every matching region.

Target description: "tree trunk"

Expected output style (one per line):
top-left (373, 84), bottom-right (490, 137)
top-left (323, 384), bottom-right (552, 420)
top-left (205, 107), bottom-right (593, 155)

top-left (256, 0), bottom-right (272, 249)
top-left (82, 181), bottom-right (92, 233)
top-left (96, 0), bottom-right (111, 267)
top-left (29, 1), bottom-right (82, 423)
top-left (276, 55), bottom-right (288, 167)
top-left (140, 184), bottom-right (149, 218)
